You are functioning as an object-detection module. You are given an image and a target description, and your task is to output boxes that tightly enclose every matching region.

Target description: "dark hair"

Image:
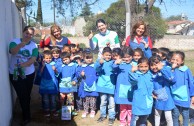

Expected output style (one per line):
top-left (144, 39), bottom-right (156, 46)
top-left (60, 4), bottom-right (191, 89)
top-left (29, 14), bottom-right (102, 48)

top-left (51, 46), bottom-right (61, 54)
top-left (149, 55), bottom-right (162, 66)
top-left (166, 51), bottom-right (174, 61)
top-left (23, 25), bottom-right (35, 33)
top-left (112, 48), bottom-right (123, 57)
top-left (133, 48), bottom-right (144, 58)
top-left (70, 43), bottom-right (76, 48)
top-left (122, 46), bottom-right (134, 56)
top-left (84, 49), bottom-right (93, 59)
top-left (60, 52), bottom-right (71, 59)
top-left (131, 21), bottom-right (148, 41)
top-left (173, 51), bottom-right (185, 65)
top-left (138, 57), bottom-right (149, 65)
top-left (158, 47), bottom-right (170, 60)
top-left (151, 48), bottom-right (159, 56)
top-left (43, 50), bottom-right (52, 58)
top-left (102, 47), bottom-right (112, 54)
top-left (96, 19), bottom-right (106, 27)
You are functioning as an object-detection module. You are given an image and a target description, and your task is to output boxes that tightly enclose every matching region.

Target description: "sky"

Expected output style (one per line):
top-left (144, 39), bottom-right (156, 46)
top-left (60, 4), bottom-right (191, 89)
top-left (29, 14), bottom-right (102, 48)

top-left (27, 0), bottom-right (194, 23)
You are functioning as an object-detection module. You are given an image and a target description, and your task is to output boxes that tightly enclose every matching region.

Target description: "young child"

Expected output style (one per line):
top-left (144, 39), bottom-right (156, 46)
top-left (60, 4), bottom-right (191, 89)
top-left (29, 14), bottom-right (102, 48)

top-left (132, 48), bottom-right (144, 66)
top-left (113, 47), bottom-right (134, 126)
top-left (112, 48), bottom-right (123, 60)
top-left (128, 57), bottom-right (154, 126)
top-left (95, 47), bottom-right (116, 125)
top-left (158, 47), bottom-right (170, 66)
top-left (58, 52), bottom-right (78, 116)
top-left (39, 50), bottom-right (58, 117)
top-left (149, 55), bottom-right (176, 126)
top-left (77, 49), bottom-right (99, 118)
top-left (62, 44), bottom-right (71, 53)
top-left (170, 51), bottom-right (194, 126)
top-left (51, 46), bottom-right (62, 71)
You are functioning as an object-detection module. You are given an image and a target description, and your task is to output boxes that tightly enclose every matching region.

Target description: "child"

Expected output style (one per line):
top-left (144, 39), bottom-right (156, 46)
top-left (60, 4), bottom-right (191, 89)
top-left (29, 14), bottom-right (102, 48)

top-left (39, 50), bottom-right (58, 117)
top-left (77, 49), bottom-right (99, 118)
top-left (95, 47), bottom-right (116, 125)
top-left (158, 47), bottom-right (170, 66)
top-left (170, 51), bottom-right (194, 126)
top-left (128, 57), bottom-right (154, 126)
top-left (58, 52), bottom-right (78, 116)
top-left (149, 55), bottom-right (176, 126)
top-left (51, 46), bottom-right (62, 71)
top-left (113, 47), bottom-right (134, 126)
top-left (70, 43), bottom-right (77, 54)
top-left (62, 44), bottom-right (71, 53)
top-left (132, 48), bottom-right (144, 66)
top-left (112, 48), bottom-right (123, 60)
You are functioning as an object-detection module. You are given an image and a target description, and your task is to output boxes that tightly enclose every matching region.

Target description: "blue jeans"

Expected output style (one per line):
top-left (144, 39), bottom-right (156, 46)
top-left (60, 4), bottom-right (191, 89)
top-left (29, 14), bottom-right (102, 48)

top-left (100, 93), bottom-right (115, 119)
top-left (42, 94), bottom-right (57, 111)
top-left (172, 105), bottom-right (189, 126)
top-left (130, 114), bottom-right (148, 126)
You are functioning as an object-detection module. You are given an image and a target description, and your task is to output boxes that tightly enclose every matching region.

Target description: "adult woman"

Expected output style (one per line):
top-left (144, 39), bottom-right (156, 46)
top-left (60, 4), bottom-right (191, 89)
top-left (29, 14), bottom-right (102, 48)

top-left (123, 21), bottom-right (153, 50)
top-left (88, 19), bottom-right (120, 59)
top-left (39, 24), bottom-right (71, 49)
top-left (9, 26), bottom-right (38, 125)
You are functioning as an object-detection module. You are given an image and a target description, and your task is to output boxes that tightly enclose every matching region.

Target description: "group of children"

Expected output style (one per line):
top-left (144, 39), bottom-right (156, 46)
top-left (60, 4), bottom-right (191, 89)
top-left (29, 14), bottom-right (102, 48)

top-left (35, 42), bottom-right (194, 126)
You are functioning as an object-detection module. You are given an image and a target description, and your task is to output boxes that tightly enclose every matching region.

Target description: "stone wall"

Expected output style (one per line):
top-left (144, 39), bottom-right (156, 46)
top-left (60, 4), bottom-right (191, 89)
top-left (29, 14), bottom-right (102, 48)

top-left (154, 35), bottom-right (194, 50)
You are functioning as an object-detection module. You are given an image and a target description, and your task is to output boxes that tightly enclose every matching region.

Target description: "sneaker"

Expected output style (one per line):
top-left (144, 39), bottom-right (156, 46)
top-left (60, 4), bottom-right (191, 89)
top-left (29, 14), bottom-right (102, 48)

top-left (108, 118), bottom-right (114, 125)
top-left (97, 117), bottom-right (106, 122)
top-left (52, 111), bottom-right (59, 117)
top-left (44, 111), bottom-right (50, 117)
top-left (81, 111), bottom-right (88, 118)
top-left (72, 110), bottom-right (78, 116)
top-left (90, 110), bottom-right (95, 118)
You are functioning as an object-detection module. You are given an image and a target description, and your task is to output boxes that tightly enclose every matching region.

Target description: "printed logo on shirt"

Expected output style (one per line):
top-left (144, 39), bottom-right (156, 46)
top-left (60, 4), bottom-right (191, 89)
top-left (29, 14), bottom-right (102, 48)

top-left (19, 49), bottom-right (30, 57)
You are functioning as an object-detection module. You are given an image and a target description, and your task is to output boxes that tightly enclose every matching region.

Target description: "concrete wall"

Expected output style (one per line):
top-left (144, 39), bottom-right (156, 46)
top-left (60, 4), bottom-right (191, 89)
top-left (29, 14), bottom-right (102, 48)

top-left (154, 35), bottom-right (194, 50)
top-left (0, 0), bottom-right (23, 126)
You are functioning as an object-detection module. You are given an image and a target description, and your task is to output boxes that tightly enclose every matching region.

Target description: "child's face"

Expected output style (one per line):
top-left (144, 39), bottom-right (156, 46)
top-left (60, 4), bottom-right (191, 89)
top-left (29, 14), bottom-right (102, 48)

top-left (52, 51), bottom-right (60, 59)
top-left (62, 57), bottom-right (71, 64)
top-left (43, 55), bottom-right (52, 64)
top-left (171, 54), bottom-right (183, 68)
top-left (138, 62), bottom-right (149, 73)
top-left (103, 52), bottom-right (112, 61)
top-left (133, 52), bottom-right (142, 62)
top-left (150, 62), bottom-right (159, 73)
top-left (84, 57), bottom-right (93, 64)
top-left (62, 47), bottom-right (70, 53)
top-left (123, 54), bottom-right (132, 63)
top-left (112, 53), bottom-right (121, 60)
top-left (71, 47), bottom-right (76, 53)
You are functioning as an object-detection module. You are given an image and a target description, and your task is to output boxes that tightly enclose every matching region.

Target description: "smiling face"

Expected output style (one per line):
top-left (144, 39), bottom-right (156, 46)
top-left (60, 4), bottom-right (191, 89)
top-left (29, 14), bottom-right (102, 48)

top-left (123, 54), bottom-right (133, 63)
top-left (138, 62), bottom-right (149, 74)
top-left (23, 29), bottom-right (34, 42)
top-left (136, 25), bottom-right (145, 36)
top-left (52, 28), bottom-right (61, 39)
top-left (150, 62), bottom-right (159, 73)
top-left (62, 57), bottom-right (71, 65)
top-left (133, 51), bottom-right (142, 62)
top-left (43, 54), bottom-right (52, 64)
top-left (97, 22), bottom-right (107, 34)
top-left (171, 54), bottom-right (184, 68)
top-left (52, 51), bottom-right (60, 59)
top-left (103, 52), bottom-right (112, 61)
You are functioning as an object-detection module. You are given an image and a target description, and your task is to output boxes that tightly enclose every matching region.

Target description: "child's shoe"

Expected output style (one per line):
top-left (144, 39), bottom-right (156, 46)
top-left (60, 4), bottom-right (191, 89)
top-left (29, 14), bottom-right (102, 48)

top-left (72, 110), bottom-right (78, 116)
top-left (90, 110), bottom-right (95, 118)
top-left (81, 111), bottom-right (88, 118)
top-left (52, 111), bottom-right (59, 117)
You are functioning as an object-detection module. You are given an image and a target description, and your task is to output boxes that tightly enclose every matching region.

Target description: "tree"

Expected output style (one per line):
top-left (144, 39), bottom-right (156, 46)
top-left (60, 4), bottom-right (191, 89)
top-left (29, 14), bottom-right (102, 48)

top-left (15, 0), bottom-right (34, 10)
top-left (166, 15), bottom-right (188, 21)
top-left (36, 0), bottom-right (43, 25)
top-left (79, 2), bottom-right (94, 22)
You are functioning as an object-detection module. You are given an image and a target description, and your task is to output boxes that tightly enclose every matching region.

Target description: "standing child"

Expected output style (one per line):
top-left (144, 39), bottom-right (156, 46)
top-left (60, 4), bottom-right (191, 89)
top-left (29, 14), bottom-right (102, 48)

top-left (128, 57), bottom-right (154, 126)
top-left (77, 49), bottom-right (99, 118)
top-left (170, 51), bottom-right (194, 126)
top-left (39, 50), bottom-right (58, 117)
top-left (95, 47), bottom-right (116, 125)
top-left (51, 46), bottom-right (62, 72)
top-left (132, 48), bottom-right (144, 66)
top-left (113, 47), bottom-right (134, 126)
top-left (149, 55), bottom-right (176, 126)
top-left (59, 52), bottom-right (78, 116)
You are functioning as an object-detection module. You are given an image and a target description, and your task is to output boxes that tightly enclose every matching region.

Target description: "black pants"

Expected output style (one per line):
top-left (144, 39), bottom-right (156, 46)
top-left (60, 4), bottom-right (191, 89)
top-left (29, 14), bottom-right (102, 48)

top-left (10, 72), bottom-right (35, 121)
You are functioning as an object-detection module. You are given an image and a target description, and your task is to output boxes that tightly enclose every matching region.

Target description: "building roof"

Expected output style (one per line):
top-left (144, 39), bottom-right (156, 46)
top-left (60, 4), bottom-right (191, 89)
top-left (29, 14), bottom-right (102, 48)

top-left (167, 20), bottom-right (191, 25)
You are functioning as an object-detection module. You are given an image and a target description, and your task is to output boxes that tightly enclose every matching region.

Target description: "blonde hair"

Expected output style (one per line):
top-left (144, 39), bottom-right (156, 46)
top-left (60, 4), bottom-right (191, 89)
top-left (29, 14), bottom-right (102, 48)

top-left (50, 25), bottom-right (62, 46)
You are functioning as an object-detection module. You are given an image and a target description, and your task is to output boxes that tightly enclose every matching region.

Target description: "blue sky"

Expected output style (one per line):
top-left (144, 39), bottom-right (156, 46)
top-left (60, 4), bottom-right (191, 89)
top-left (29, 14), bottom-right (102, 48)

top-left (27, 0), bottom-right (194, 23)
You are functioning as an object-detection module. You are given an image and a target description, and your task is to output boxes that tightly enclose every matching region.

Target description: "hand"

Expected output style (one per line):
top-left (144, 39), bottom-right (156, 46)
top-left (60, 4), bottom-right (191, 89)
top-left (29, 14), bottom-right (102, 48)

top-left (131, 65), bottom-right (138, 72)
top-left (41, 31), bottom-right (46, 40)
top-left (115, 59), bottom-right (122, 64)
top-left (191, 96), bottom-right (194, 106)
top-left (156, 62), bottom-right (163, 71)
top-left (141, 40), bottom-right (148, 48)
top-left (71, 81), bottom-right (76, 86)
top-left (88, 30), bottom-right (93, 40)
top-left (60, 93), bottom-right (66, 100)
top-left (99, 59), bottom-right (104, 64)
top-left (171, 63), bottom-right (178, 69)
top-left (81, 70), bottom-right (85, 77)
top-left (106, 42), bottom-right (110, 47)
top-left (152, 94), bottom-right (157, 99)
top-left (122, 38), bottom-right (126, 46)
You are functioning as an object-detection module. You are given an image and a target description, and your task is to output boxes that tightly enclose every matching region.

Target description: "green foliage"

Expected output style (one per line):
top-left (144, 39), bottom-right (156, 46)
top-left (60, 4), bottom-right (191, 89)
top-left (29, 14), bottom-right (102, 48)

top-left (166, 15), bottom-right (188, 21)
top-left (36, 0), bottom-right (43, 25)
top-left (79, 3), bottom-right (94, 22)
top-left (79, 43), bottom-right (87, 49)
top-left (61, 33), bottom-right (73, 37)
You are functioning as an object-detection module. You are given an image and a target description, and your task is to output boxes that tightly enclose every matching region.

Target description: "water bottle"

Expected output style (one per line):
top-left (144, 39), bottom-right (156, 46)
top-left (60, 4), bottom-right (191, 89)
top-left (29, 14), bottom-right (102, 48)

top-left (13, 67), bottom-right (18, 81)
top-left (17, 59), bottom-right (26, 79)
